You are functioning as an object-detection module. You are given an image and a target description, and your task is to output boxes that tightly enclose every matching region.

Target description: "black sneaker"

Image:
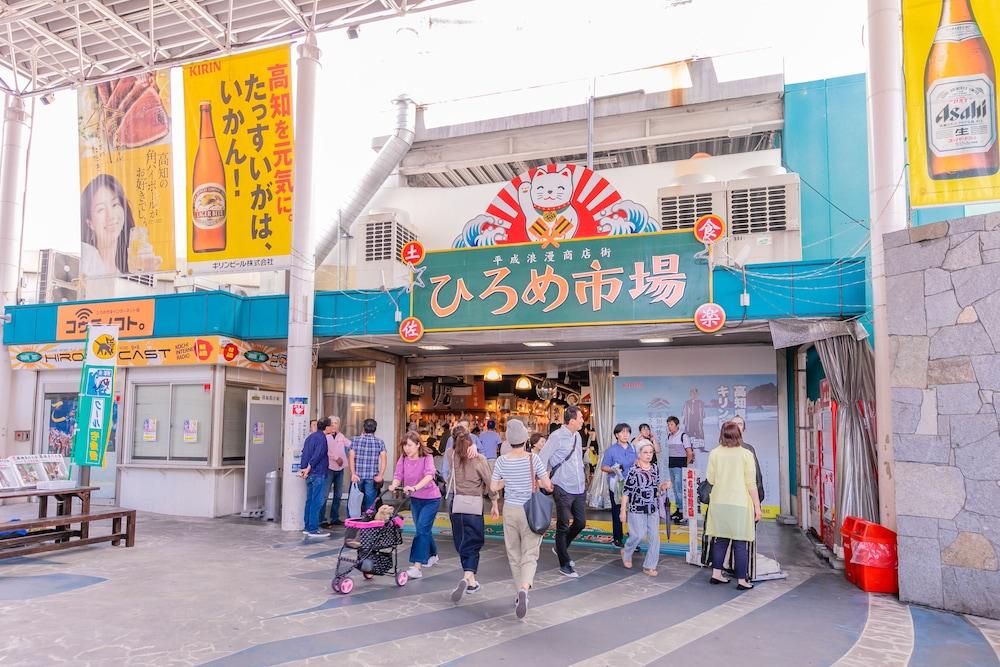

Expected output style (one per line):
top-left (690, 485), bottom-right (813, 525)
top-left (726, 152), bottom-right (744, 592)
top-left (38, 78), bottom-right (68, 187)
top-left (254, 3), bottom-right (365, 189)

top-left (466, 583), bottom-right (481, 595)
top-left (612, 539), bottom-right (624, 548)
top-left (451, 579), bottom-right (468, 602)
top-left (559, 565), bottom-right (579, 578)
top-left (515, 590), bottom-right (528, 618)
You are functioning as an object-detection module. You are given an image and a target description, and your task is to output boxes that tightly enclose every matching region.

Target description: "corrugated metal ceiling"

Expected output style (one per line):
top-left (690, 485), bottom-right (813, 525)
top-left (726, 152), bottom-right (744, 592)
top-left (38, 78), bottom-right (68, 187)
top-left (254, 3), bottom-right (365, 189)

top-left (0, 0), bottom-right (471, 97)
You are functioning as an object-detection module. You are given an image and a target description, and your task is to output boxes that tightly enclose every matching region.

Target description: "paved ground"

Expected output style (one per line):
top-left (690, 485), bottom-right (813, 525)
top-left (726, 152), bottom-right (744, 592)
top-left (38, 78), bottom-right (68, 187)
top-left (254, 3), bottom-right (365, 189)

top-left (2, 506), bottom-right (1000, 666)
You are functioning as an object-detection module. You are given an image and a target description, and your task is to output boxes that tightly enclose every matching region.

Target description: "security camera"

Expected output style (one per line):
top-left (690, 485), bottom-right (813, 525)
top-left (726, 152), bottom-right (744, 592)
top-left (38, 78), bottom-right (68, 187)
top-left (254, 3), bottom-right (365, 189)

top-left (347, 25), bottom-right (360, 39)
top-left (40, 92), bottom-right (55, 105)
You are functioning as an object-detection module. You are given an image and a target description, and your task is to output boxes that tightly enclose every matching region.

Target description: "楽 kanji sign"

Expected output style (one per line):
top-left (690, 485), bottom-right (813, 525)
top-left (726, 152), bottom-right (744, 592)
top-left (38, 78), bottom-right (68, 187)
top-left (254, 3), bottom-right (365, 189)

top-left (410, 230), bottom-right (712, 333)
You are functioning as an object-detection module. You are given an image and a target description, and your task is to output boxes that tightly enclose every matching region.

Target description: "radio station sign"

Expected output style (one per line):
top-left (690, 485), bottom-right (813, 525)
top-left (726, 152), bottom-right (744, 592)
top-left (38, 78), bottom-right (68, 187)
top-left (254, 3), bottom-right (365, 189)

top-left (56, 299), bottom-right (155, 340)
top-left (10, 335), bottom-right (287, 373)
top-left (409, 230), bottom-right (712, 333)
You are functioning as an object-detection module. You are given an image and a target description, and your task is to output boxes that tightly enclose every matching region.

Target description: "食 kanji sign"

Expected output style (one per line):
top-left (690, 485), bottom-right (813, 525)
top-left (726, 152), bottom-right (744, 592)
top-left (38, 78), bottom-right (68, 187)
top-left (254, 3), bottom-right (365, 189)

top-left (410, 230), bottom-right (712, 332)
top-left (183, 45), bottom-right (293, 274)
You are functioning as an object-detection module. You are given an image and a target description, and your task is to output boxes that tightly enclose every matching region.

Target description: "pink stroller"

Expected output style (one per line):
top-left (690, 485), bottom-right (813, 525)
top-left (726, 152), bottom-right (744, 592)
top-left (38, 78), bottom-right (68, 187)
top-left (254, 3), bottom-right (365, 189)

top-left (331, 490), bottom-right (409, 594)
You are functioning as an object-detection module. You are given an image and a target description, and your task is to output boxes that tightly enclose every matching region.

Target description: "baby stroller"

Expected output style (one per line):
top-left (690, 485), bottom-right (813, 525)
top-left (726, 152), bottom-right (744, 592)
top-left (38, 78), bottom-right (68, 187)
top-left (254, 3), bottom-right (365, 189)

top-left (331, 489), bottom-right (410, 594)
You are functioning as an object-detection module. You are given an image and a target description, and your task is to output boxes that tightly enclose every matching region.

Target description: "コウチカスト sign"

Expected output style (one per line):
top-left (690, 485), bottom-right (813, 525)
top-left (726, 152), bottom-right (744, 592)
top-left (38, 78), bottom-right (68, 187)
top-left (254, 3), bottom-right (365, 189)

top-left (410, 230), bottom-right (711, 332)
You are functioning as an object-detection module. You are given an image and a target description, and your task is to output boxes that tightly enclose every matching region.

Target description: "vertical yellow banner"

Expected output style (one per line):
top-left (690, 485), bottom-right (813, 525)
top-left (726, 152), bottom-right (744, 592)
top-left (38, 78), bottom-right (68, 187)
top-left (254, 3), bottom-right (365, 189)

top-left (77, 72), bottom-right (176, 280)
top-left (904, 0), bottom-right (1000, 207)
top-left (183, 45), bottom-right (294, 273)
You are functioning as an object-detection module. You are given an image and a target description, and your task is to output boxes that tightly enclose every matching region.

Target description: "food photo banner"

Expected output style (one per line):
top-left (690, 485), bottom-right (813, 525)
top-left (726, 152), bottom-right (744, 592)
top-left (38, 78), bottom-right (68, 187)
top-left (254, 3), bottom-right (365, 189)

top-left (183, 45), bottom-right (294, 274)
top-left (409, 230), bottom-right (712, 333)
top-left (77, 72), bottom-right (176, 281)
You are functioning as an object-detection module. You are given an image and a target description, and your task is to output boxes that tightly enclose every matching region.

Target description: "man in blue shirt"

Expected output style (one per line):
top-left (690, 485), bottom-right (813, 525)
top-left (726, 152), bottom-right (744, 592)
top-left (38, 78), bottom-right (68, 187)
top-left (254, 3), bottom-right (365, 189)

top-left (600, 423), bottom-right (637, 547)
top-left (300, 417), bottom-right (331, 538)
top-left (540, 406), bottom-right (587, 578)
top-left (478, 419), bottom-right (502, 461)
top-left (349, 418), bottom-right (387, 512)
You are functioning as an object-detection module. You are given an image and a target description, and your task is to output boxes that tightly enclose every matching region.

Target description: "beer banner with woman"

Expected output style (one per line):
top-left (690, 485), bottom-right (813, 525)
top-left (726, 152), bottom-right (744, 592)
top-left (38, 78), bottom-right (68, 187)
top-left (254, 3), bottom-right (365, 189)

top-left (904, 0), bottom-right (1000, 207)
top-left (182, 45), bottom-right (294, 274)
top-left (77, 71), bottom-right (176, 287)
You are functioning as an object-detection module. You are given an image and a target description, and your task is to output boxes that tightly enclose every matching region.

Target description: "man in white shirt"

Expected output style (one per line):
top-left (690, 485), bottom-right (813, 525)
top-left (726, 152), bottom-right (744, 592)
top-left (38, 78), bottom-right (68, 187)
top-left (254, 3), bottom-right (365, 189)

top-left (540, 406), bottom-right (587, 578)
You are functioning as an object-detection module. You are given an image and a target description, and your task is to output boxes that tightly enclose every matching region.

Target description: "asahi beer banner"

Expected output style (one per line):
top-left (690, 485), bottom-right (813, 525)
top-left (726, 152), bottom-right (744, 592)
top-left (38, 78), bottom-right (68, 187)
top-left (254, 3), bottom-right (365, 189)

top-left (77, 72), bottom-right (176, 279)
top-left (410, 230), bottom-right (712, 333)
top-left (614, 374), bottom-right (781, 519)
top-left (903, 0), bottom-right (1000, 206)
top-left (183, 45), bottom-right (294, 274)
top-left (10, 336), bottom-right (287, 373)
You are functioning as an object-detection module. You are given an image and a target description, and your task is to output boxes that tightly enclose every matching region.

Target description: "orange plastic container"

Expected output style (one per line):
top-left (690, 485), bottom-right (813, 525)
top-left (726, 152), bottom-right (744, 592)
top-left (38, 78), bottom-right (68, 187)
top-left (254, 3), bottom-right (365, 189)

top-left (840, 516), bottom-right (862, 584)
top-left (850, 522), bottom-right (899, 594)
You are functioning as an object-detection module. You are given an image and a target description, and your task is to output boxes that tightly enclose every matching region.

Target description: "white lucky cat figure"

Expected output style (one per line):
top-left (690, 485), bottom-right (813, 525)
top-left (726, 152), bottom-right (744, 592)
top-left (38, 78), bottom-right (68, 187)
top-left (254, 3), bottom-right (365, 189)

top-left (517, 166), bottom-right (578, 243)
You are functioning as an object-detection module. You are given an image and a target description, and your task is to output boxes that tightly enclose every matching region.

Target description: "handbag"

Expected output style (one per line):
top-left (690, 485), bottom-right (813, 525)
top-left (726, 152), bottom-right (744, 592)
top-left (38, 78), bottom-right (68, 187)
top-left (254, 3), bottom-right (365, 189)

top-left (524, 453), bottom-right (554, 535)
top-left (447, 451), bottom-right (484, 516)
top-left (347, 481), bottom-right (363, 518)
top-left (697, 478), bottom-right (712, 506)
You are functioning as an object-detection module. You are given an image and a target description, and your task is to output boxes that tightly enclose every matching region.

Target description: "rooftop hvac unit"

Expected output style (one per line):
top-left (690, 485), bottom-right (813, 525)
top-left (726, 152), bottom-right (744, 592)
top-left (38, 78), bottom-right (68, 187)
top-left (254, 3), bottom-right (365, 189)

top-left (353, 212), bottom-right (418, 290)
top-left (720, 171), bottom-right (801, 267)
top-left (36, 249), bottom-right (80, 304)
top-left (657, 176), bottom-right (726, 231)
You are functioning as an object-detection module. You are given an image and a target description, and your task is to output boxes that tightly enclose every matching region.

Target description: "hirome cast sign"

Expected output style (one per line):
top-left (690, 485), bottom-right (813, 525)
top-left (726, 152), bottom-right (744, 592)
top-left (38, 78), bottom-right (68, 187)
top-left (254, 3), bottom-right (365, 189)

top-left (407, 229), bottom-right (715, 334)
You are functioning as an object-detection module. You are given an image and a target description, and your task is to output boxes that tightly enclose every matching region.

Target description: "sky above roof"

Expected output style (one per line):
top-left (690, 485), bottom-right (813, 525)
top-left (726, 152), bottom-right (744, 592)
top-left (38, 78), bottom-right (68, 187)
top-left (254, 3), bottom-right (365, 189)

top-left (20, 0), bottom-right (867, 258)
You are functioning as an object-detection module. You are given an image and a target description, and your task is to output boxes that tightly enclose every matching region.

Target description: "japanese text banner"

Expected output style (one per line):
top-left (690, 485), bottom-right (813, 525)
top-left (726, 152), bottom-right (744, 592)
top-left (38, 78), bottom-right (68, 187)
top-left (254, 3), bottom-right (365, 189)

top-left (410, 230), bottom-right (711, 332)
top-left (183, 45), bottom-right (293, 274)
top-left (77, 72), bottom-right (176, 283)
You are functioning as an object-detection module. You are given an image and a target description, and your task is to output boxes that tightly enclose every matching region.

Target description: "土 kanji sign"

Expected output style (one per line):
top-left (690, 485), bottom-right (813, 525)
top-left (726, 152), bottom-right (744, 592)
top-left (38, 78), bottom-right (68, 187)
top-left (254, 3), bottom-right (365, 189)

top-left (410, 230), bottom-right (711, 332)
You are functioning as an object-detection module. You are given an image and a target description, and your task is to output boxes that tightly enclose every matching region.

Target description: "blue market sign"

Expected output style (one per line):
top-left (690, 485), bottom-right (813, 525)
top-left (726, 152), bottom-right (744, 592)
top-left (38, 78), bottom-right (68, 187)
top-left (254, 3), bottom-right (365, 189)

top-left (243, 350), bottom-right (269, 363)
top-left (16, 351), bottom-right (42, 363)
top-left (409, 230), bottom-right (711, 333)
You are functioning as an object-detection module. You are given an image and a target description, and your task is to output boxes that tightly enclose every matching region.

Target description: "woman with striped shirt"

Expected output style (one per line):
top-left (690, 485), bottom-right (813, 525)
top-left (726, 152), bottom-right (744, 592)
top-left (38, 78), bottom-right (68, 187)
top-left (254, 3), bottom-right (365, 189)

top-left (490, 419), bottom-right (553, 619)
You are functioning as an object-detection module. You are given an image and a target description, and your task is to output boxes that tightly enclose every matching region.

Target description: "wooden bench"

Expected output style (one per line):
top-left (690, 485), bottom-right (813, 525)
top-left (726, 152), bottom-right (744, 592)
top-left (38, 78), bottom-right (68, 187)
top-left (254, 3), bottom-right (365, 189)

top-left (0, 507), bottom-right (136, 559)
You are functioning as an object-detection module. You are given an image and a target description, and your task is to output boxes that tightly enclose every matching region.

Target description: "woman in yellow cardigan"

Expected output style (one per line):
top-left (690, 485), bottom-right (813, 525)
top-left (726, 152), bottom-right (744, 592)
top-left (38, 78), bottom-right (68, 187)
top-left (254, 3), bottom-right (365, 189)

top-left (706, 421), bottom-right (762, 590)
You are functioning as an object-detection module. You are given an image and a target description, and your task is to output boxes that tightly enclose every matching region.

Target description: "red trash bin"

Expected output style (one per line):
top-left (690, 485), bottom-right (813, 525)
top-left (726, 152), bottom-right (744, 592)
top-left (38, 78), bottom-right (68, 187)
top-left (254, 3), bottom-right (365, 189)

top-left (840, 516), bottom-right (862, 584)
top-left (850, 521), bottom-right (898, 594)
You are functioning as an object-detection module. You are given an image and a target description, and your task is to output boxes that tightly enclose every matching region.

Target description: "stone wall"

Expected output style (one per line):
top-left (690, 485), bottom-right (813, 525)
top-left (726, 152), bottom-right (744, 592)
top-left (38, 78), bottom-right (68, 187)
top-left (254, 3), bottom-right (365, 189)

top-left (888, 214), bottom-right (1000, 619)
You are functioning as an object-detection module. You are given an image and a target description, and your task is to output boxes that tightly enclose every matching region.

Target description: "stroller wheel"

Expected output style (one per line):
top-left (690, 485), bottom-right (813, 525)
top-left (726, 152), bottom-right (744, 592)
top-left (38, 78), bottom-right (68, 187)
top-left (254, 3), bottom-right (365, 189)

top-left (396, 571), bottom-right (408, 587)
top-left (336, 577), bottom-right (354, 594)
top-left (331, 578), bottom-right (341, 593)
top-left (363, 572), bottom-right (375, 580)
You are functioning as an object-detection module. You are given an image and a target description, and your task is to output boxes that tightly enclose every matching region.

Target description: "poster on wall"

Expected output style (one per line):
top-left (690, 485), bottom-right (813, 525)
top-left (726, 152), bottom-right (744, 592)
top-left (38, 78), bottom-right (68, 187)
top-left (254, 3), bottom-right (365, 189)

top-left (143, 418), bottom-right (158, 442)
top-left (903, 0), bottom-right (1000, 206)
top-left (183, 45), bottom-right (294, 274)
top-left (614, 374), bottom-right (781, 518)
top-left (183, 420), bottom-right (199, 443)
top-left (77, 72), bottom-right (176, 283)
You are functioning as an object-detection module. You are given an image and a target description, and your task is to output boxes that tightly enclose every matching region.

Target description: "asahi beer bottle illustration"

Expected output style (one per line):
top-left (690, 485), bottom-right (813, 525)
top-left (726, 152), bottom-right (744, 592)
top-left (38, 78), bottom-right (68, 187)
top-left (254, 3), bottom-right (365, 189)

top-left (924, 0), bottom-right (999, 180)
top-left (191, 101), bottom-right (227, 251)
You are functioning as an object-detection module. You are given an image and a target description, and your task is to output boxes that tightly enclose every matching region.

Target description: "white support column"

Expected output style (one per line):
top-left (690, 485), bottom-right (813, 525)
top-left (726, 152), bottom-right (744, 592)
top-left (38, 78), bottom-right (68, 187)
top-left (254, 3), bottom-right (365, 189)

top-left (866, 0), bottom-right (907, 531)
top-left (0, 96), bottom-right (30, 458)
top-left (281, 35), bottom-right (321, 531)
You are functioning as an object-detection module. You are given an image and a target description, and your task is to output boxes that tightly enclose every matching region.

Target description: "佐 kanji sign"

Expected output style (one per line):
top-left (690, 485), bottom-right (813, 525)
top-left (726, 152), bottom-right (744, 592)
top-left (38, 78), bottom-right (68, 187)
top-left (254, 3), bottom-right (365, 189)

top-left (410, 230), bottom-right (711, 333)
top-left (399, 316), bottom-right (424, 343)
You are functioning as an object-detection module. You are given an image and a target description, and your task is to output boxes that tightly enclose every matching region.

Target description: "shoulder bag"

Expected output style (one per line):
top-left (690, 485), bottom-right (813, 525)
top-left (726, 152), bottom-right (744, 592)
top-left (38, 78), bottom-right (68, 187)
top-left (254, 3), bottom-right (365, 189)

top-left (524, 453), bottom-right (554, 535)
top-left (447, 451), bottom-right (484, 515)
top-left (543, 434), bottom-right (577, 496)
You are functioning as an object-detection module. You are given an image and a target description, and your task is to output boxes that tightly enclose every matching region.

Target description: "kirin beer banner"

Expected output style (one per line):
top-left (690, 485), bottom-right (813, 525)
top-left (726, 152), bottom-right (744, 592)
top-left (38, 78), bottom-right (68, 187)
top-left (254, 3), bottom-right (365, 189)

top-left (77, 72), bottom-right (176, 283)
top-left (183, 45), bottom-right (294, 274)
top-left (904, 0), bottom-right (1000, 207)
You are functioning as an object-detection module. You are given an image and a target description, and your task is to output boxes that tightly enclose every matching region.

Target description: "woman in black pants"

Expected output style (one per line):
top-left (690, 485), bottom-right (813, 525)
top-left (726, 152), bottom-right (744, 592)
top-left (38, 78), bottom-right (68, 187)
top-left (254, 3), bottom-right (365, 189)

top-left (446, 430), bottom-right (499, 601)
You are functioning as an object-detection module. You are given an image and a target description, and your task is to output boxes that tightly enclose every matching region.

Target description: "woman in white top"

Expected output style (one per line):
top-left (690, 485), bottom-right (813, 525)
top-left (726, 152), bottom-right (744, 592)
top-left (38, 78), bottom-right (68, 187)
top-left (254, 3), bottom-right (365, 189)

top-left (490, 419), bottom-right (552, 619)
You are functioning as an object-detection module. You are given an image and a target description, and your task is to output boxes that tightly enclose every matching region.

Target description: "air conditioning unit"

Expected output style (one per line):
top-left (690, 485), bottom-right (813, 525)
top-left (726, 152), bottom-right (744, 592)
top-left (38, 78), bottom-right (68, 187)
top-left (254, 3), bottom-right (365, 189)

top-left (657, 175), bottom-right (726, 231)
top-left (36, 249), bottom-right (80, 304)
top-left (352, 211), bottom-right (418, 290)
top-left (720, 170), bottom-right (801, 267)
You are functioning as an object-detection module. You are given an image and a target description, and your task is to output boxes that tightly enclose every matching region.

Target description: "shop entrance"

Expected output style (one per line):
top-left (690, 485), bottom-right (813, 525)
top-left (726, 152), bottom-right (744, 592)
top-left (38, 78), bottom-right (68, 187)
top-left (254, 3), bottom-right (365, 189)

top-left (242, 391), bottom-right (284, 516)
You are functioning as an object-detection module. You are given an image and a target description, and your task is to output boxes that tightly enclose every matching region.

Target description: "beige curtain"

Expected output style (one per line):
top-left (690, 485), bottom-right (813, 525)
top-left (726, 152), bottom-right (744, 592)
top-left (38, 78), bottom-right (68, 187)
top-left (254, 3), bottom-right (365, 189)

top-left (586, 359), bottom-right (615, 509)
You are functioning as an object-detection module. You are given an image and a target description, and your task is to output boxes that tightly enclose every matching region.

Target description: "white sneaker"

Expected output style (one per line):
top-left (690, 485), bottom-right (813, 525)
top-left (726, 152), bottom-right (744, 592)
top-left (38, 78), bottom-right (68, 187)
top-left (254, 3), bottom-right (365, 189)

top-left (406, 566), bottom-right (423, 579)
top-left (302, 530), bottom-right (311, 536)
top-left (426, 555), bottom-right (440, 567)
top-left (306, 530), bottom-right (330, 538)
top-left (550, 547), bottom-right (574, 568)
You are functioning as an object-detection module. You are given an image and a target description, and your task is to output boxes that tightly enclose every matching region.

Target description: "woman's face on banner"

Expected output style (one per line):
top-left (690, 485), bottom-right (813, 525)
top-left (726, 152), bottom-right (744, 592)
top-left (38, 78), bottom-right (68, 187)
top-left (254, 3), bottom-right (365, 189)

top-left (87, 185), bottom-right (125, 247)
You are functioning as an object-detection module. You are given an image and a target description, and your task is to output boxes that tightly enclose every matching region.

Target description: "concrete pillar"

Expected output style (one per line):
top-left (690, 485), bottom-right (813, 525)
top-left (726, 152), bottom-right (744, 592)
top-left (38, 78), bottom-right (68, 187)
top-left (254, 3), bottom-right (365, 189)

top-left (865, 0), bottom-right (908, 530)
top-left (280, 35), bottom-right (321, 531)
top-left (0, 96), bottom-right (30, 458)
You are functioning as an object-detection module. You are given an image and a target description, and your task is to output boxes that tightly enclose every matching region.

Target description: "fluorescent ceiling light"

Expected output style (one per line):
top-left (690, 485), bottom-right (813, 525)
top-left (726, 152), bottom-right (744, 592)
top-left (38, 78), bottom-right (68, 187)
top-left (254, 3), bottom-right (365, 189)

top-left (639, 337), bottom-right (672, 344)
top-left (523, 342), bottom-right (553, 347)
top-left (418, 344), bottom-right (450, 351)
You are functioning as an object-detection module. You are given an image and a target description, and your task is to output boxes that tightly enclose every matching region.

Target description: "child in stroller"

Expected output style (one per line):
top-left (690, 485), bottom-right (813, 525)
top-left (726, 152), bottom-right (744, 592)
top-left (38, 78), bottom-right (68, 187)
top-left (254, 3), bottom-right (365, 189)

top-left (331, 489), bottom-right (410, 594)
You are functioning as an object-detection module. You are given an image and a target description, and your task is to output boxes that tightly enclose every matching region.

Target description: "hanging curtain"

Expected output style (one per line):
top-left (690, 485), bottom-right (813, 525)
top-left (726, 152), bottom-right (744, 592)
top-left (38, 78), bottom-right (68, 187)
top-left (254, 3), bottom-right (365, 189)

top-left (814, 335), bottom-right (880, 542)
top-left (586, 359), bottom-right (615, 509)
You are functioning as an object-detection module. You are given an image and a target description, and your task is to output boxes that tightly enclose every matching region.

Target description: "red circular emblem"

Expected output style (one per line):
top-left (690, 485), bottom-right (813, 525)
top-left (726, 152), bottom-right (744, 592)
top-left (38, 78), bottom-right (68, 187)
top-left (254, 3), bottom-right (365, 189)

top-left (400, 241), bottom-right (425, 266)
top-left (694, 303), bottom-right (727, 334)
top-left (693, 214), bottom-right (726, 245)
top-left (222, 343), bottom-right (239, 362)
top-left (399, 316), bottom-right (424, 343)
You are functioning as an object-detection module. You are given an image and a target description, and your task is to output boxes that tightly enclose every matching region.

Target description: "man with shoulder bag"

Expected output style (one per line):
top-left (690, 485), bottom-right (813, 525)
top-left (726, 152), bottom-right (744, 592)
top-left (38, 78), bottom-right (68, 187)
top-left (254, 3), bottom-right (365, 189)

top-left (540, 406), bottom-right (588, 578)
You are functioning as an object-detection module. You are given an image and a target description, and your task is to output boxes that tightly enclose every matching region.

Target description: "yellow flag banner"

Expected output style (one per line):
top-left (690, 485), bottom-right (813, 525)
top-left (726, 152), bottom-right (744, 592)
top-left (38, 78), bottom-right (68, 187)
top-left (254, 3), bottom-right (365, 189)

top-left (183, 45), bottom-right (294, 274)
top-left (77, 72), bottom-right (176, 281)
top-left (903, 0), bottom-right (1000, 207)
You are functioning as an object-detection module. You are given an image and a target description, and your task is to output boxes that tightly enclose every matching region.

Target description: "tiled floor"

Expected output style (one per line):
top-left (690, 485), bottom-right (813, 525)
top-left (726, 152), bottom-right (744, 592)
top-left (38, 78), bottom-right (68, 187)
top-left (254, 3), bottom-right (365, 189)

top-left (2, 506), bottom-right (998, 666)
